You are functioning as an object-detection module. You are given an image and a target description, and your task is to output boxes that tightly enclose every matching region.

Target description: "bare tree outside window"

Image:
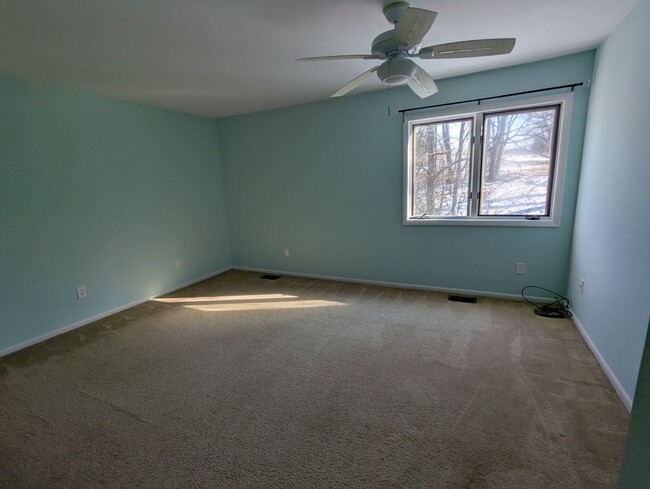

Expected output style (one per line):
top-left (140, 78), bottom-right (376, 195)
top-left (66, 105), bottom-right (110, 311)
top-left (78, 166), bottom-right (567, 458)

top-left (480, 106), bottom-right (559, 216)
top-left (413, 118), bottom-right (472, 216)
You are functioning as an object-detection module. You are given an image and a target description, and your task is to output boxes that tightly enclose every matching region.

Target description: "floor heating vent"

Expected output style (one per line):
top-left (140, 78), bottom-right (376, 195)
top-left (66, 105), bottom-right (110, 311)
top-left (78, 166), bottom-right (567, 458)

top-left (260, 274), bottom-right (282, 280)
top-left (448, 295), bottom-right (478, 304)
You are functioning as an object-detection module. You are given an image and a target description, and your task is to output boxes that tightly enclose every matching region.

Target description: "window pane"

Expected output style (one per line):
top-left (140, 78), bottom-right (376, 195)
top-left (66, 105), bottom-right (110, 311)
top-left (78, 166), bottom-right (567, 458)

top-left (412, 118), bottom-right (472, 217)
top-left (479, 106), bottom-right (558, 216)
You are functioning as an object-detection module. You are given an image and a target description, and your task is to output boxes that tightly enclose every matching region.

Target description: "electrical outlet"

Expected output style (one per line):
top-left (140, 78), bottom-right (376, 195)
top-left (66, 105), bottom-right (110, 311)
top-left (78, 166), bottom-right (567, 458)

top-left (578, 278), bottom-right (585, 294)
top-left (176, 259), bottom-right (182, 269)
top-left (284, 248), bottom-right (290, 257)
top-left (77, 286), bottom-right (87, 299)
top-left (516, 262), bottom-right (525, 275)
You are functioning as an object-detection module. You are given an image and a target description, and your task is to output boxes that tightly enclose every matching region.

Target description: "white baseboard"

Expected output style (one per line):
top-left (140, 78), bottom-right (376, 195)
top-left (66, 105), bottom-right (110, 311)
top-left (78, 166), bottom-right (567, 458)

top-left (0, 266), bottom-right (232, 359)
top-left (570, 311), bottom-right (633, 411)
top-left (234, 266), bottom-right (553, 303)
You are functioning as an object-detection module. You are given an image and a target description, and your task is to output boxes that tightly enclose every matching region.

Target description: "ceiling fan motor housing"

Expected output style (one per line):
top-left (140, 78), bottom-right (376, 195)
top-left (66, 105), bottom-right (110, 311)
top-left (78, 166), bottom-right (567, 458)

top-left (371, 30), bottom-right (404, 58)
top-left (378, 58), bottom-right (416, 85)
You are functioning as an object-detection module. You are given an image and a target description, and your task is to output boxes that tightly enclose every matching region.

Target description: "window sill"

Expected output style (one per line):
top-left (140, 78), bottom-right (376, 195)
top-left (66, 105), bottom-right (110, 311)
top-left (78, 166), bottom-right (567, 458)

top-left (403, 217), bottom-right (560, 227)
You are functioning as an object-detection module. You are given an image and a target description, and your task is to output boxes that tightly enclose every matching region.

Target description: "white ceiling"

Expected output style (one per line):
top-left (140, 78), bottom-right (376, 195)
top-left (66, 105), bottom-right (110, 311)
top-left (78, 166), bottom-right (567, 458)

top-left (0, 0), bottom-right (639, 118)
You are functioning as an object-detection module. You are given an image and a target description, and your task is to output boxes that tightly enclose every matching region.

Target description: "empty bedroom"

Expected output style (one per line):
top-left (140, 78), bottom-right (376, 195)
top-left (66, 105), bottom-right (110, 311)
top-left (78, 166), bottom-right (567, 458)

top-left (0, 1), bottom-right (648, 488)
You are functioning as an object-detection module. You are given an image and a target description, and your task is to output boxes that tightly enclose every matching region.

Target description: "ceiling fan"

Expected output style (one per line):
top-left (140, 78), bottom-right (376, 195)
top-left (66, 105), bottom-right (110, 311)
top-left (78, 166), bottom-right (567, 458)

top-left (297, 1), bottom-right (516, 99)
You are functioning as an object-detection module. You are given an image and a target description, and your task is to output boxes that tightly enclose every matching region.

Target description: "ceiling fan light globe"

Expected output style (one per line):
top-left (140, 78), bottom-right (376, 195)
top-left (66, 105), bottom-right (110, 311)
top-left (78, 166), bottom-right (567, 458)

top-left (378, 59), bottom-right (417, 86)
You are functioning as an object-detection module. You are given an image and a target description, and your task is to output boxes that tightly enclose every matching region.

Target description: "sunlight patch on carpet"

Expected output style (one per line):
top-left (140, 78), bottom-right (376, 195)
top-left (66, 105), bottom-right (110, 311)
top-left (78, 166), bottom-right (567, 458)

top-left (185, 299), bottom-right (344, 312)
top-left (154, 293), bottom-right (299, 303)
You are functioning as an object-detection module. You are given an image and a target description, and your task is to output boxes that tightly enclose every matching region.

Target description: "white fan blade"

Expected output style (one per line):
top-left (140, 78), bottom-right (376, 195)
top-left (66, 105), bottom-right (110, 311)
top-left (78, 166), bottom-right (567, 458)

top-left (296, 54), bottom-right (381, 62)
top-left (419, 38), bottom-right (516, 59)
top-left (332, 66), bottom-right (379, 97)
top-left (407, 65), bottom-right (438, 99)
top-left (394, 8), bottom-right (437, 49)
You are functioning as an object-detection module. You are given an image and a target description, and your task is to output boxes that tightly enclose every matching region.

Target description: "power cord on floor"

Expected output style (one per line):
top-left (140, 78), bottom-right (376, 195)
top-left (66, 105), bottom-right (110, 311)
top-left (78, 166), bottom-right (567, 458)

top-left (521, 286), bottom-right (573, 319)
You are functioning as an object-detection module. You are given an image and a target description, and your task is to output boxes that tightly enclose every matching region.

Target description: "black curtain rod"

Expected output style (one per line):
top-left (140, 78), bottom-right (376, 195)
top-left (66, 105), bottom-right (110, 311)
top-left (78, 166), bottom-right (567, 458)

top-left (398, 82), bottom-right (584, 114)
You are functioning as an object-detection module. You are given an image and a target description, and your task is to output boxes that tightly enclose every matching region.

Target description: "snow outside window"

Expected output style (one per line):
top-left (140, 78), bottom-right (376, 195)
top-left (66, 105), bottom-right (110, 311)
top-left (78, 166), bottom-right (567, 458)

top-left (403, 93), bottom-right (573, 227)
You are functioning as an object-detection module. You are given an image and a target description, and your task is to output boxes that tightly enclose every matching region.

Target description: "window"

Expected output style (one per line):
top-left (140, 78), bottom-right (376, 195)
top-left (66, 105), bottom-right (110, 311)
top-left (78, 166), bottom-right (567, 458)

top-left (403, 93), bottom-right (572, 226)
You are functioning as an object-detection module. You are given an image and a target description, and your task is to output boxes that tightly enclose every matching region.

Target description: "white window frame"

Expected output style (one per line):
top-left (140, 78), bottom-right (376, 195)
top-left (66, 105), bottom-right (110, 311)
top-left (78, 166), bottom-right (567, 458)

top-left (402, 92), bottom-right (573, 227)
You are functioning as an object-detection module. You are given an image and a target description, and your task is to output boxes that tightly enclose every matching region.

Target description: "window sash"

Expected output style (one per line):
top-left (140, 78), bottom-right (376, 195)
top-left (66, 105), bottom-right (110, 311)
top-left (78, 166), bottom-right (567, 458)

top-left (410, 117), bottom-right (474, 218)
top-left (477, 104), bottom-right (561, 217)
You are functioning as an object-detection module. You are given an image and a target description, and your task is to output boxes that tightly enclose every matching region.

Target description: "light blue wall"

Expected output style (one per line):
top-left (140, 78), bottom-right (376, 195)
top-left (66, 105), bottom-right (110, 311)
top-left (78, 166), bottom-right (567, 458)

top-left (217, 52), bottom-right (595, 296)
top-left (568, 0), bottom-right (650, 403)
top-left (0, 75), bottom-right (231, 354)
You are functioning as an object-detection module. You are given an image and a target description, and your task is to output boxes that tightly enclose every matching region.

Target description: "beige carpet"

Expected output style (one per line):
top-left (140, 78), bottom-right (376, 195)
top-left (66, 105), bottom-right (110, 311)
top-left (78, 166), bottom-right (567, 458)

top-left (0, 270), bottom-right (629, 488)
